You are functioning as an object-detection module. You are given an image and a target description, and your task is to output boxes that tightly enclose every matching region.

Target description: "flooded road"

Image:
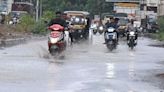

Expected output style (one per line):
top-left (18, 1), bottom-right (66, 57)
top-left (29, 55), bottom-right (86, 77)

top-left (0, 34), bottom-right (164, 92)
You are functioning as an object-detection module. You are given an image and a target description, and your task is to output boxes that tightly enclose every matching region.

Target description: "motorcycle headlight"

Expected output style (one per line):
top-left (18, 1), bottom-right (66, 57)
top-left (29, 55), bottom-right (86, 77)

top-left (81, 19), bottom-right (85, 22)
top-left (99, 26), bottom-right (104, 30)
top-left (119, 26), bottom-right (126, 29)
top-left (129, 31), bottom-right (135, 35)
top-left (90, 24), bottom-right (97, 29)
top-left (49, 37), bottom-right (59, 44)
top-left (107, 28), bottom-right (115, 32)
top-left (75, 18), bottom-right (80, 22)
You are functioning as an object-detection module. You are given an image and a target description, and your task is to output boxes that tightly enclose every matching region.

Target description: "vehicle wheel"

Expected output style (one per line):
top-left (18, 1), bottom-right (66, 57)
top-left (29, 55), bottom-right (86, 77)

top-left (129, 40), bottom-right (134, 50)
top-left (93, 30), bottom-right (97, 35)
top-left (107, 44), bottom-right (114, 51)
top-left (99, 30), bottom-right (104, 34)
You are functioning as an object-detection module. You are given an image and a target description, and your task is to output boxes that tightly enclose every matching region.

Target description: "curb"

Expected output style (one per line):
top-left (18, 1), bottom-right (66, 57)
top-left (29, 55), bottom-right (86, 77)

top-left (0, 38), bottom-right (26, 47)
top-left (144, 33), bottom-right (158, 39)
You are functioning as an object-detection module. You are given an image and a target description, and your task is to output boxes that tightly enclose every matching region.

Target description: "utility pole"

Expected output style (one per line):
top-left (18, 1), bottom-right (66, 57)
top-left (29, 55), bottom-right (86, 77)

top-left (39, 0), bottom-right (42, 18)
top-left (36, 0), bottom-right (39, 22)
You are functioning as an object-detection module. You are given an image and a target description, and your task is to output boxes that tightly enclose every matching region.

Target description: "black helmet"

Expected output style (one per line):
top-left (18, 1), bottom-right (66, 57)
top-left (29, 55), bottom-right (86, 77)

top-left (130, 19), bottom-right (134, 24)
top-left (56, 11), bottom-right (62, 15)
top-left (115, 18), bottom-right (119, 21)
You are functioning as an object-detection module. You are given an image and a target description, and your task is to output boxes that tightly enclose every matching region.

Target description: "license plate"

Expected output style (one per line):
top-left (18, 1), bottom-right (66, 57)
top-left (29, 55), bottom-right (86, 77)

top-left (78, 30), bottom-right (82, 33)
top-left (108, 34), bottom-right (114, 38)
top-left (51, 45), bottom-right (58, 49)
top-left (107, 33), bottom-right (114, 36)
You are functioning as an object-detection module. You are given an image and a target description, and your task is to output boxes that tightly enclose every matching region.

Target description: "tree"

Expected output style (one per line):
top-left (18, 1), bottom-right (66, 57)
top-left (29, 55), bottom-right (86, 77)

top-left (41, 0), bottom-right (113, 17)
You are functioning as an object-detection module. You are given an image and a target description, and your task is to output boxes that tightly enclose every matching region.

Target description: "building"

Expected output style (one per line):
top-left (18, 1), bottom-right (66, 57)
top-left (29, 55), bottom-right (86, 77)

top-left (0, 0), bottom-right (34, 15)
top-left (106, 0), bottom-right (161, 19)
top-left (106, 0), bottom-right (140, 19)
top-left (141, 0), bottom-right (159, 18)
top-left (11, 0), bottom-right (34, 15)
top-left (158, 0), bottom-right (164, 16)
top-left (105, 0), bottom-right (140, 3)
top-left (0, 0), bottom-right (13, 15)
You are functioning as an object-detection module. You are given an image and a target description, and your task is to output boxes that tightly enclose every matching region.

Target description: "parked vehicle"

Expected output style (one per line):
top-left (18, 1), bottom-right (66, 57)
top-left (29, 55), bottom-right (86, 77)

top-left (147, 18), bottom-right (159, 33)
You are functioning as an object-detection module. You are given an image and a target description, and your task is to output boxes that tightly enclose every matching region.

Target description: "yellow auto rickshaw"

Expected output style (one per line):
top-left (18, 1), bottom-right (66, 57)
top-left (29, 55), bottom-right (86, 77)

top-left (64, 11), bottom-right (90, 30)
top-left (64, 11), bottom-right (90, 40)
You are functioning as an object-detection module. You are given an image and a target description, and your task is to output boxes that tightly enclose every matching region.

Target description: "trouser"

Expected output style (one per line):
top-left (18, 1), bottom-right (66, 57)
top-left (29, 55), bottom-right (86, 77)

top-left (69, 32), bottom-right (73, 43)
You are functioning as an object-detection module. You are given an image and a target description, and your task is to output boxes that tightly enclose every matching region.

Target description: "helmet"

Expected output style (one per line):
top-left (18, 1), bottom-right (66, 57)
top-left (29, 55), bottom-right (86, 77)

top-left (55, 11), bottom-right (62, 17)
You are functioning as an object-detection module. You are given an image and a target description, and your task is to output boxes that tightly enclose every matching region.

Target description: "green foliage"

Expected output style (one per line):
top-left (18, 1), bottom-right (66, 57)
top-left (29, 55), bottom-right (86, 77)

top-left (32, 20), bottom-right (47, 35)
top-left (20, 15), bottom-right (35, 32)
top-left (13, 0), bottom-right (114, 35)
top-left (42, 0), bottom-right (113, 16)
top-left (157, 16), bottom-right (164, 40)
top-left (14, 14), bottom-right (47, 35)
top-left (158, 16), bottom-right (164, 32)
top-left (42, 11), bottom-right (55, 22)
top-left (157, 32), bottom-right (164, 41)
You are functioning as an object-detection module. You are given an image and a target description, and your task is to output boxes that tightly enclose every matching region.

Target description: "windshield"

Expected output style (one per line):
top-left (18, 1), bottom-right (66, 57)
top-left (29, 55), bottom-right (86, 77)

top-left (148, 18), bottom-right (156, 23)
top-left (71, 16), bottom-right (86, 25)
top-left (119, 18), bottom-right (129, 25)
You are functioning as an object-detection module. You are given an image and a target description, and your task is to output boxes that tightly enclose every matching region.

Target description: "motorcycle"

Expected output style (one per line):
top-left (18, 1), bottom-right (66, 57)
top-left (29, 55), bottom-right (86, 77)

top-left (98, 26), bottom-right (104, 34)
top-left (90, 24), bottom-right (98, 35)
top-left (104, 27), bottom-right (118, 51)
top-left (127, 31), bottom-right (137, 50)
top-left (48, 24), bottom-right (66, 55)
top-left (9, 17), bottom-right (19, 25)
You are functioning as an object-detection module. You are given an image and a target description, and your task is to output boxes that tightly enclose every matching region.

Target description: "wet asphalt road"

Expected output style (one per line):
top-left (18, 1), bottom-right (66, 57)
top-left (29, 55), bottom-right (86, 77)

top-left (0, 33), bottom-right (164, 92)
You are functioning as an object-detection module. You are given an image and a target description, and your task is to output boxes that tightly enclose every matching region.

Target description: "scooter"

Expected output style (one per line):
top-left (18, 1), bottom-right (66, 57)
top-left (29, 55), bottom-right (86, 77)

top-left (48, 24), bottom-right (66, 55)
top-left (98, 26), bottom-right (104, 34)
top-left (127, 31), bottom-right (137, 50)
top-left (90, 24), bottom-right (98, 35)
top-left (104, 27), bottom-right (118, 51)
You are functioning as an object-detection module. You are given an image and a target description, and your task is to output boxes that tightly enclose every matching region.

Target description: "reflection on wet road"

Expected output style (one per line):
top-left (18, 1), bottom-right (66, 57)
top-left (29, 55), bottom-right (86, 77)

top-left (0, 34), bottom-right (164, 92)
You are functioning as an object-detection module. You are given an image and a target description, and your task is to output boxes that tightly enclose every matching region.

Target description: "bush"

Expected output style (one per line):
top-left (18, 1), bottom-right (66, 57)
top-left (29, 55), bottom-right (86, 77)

top-left (157, 16), bottom-right (164, 40)
top-left (157, 32), bottom-right (164, 41)
top-left (42, 11), bottom-right (55, 22)
top-left (32, 11), bottom-right (55, 35)
top-left (20, 15), bottom-right (35, 32)
top-left (32, 20), bottom-right (47, 35)
top-left (15, 14), bottom-right (47, 35)
top-left (158, 16), bottom-right (164, 32)
top-left (13, 11), bottom-right (54, 35)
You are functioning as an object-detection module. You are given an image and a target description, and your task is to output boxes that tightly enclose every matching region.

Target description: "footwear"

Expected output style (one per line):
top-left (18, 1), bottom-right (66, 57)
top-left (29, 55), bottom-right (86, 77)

top-left (103, 42), bottom-right (106, 44)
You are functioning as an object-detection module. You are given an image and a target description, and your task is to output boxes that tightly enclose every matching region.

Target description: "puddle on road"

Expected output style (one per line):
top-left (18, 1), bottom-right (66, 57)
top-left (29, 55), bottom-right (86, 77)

top-left (149, 44), bottom-right (164, 48)
top-left (105, 89), bottom-right (137, 92)
top-left (156, 73), bottom-right (164, 78)
top-left (128, 61), bottom-right (136, 79)
top-left (104, 89), bottom-right (115, 92)
top-left (106, 63), bottom-right (115, 79)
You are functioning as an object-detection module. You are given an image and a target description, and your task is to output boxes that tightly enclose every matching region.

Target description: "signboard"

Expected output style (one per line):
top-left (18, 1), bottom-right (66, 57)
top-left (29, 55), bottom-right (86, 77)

top-left (140, 10), bottom-right (157, 19)
top-left (106, 0), bottom-right (140, 3)
top-left (115, 3), bottom-right (138, 7)
top-left (94, 15), bottom-right (100, 21)
top-left (11, 3), bottom-right (34, 14)
top-left (147, 0), bottom-right (159, 6)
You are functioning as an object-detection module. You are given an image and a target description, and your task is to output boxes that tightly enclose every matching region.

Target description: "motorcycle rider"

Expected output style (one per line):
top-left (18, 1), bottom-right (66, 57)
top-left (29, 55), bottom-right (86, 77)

top-left (84, 16), bottom-right (91, 38)
top-left (126, 19), bottom-right (138, 45)
top-left (104, 17), bottom-right (119, 43)
top-left (48, 11), bottom-right (67, 51)
top-left (48, 11), bottom-right (67, 28)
